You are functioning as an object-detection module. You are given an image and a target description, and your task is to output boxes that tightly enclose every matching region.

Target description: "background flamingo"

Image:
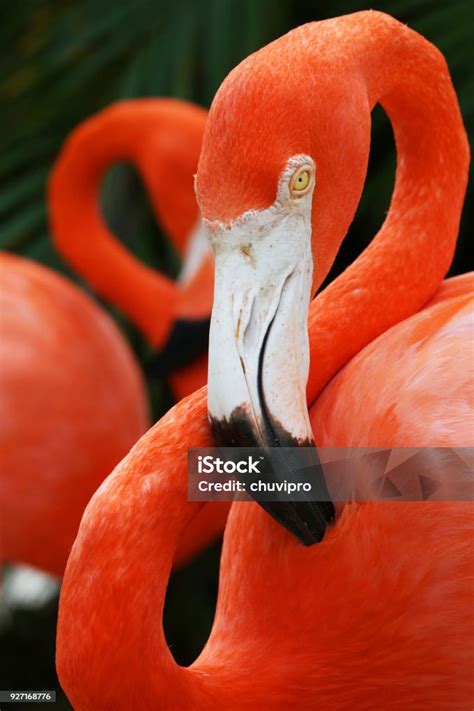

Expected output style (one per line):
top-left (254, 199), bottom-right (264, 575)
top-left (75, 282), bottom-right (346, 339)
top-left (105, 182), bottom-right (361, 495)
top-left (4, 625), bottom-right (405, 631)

top-left (0, 252), bottom-right (148, 577)
top-left (57, 11), bottom-right (472, 709)
top-left (49, 98), bottom-right (214, 402)
top-left (1, 100), bottom-right (228, 579)
top-left (0, 102), bottom-right (227, 711)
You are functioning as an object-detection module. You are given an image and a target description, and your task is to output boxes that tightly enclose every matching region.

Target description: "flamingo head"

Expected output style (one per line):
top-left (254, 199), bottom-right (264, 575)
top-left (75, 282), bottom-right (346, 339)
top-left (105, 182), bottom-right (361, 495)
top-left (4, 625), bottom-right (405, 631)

top-left (196, 24), bottom-right (372, 544)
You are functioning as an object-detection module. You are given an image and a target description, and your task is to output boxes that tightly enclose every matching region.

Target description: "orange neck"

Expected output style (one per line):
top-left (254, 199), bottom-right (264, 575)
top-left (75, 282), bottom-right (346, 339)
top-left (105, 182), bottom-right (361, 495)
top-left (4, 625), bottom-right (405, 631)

top-left (308, 12), bottom-right (469, 403)
top-left (57, 393), bottom-right (213, 709)
top-left (49, 99), bottom-right (207, 346)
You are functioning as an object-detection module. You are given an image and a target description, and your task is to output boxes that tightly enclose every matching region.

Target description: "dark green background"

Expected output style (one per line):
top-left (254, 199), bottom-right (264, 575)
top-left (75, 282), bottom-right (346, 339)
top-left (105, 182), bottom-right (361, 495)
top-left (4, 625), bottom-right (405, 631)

top-left (1, 0), bottom-right (472, 707)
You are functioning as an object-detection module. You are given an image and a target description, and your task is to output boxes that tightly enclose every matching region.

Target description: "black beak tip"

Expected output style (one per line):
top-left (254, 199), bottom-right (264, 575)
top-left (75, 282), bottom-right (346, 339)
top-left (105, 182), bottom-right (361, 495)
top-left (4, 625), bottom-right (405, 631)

top-left (209, 412), bottom-right (336, 547)
top-left (260, 500), bottom-right (335, 547)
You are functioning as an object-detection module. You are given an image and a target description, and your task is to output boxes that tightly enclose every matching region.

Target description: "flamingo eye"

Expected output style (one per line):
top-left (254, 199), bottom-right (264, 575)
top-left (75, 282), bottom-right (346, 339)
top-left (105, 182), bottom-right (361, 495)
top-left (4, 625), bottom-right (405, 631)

top-left (289, 165), bottom-right (313, 197)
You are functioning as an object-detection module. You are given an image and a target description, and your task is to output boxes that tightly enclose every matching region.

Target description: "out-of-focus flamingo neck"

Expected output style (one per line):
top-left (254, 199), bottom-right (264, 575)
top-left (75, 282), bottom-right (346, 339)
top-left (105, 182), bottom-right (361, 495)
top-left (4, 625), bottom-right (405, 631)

top-left (49, 99), bottom-right (207, 346)
top-left (308, 12), bottom-right (469, 402)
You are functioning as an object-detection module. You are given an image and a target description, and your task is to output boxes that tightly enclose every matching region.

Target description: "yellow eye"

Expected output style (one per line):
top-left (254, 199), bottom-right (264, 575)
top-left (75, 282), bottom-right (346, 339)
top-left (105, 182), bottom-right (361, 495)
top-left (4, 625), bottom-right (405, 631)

top-left (289, 166), bottom-right (312, 197)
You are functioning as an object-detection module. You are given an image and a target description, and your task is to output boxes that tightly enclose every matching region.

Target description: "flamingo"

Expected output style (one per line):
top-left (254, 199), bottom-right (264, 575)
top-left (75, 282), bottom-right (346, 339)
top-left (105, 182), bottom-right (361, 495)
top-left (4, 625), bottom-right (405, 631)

top-left (49, 98), bottom-right (214, 401)
top-left (57, 12), bottom-right (473, 709)
top-left (1, 100), bottom-right (225, 576)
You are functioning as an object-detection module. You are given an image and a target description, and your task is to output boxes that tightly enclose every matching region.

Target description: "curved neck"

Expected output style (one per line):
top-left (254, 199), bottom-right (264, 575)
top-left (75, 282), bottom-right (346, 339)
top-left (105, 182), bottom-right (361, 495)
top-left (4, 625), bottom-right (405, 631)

top-left (49, 99), bottom-right (206, 345)
top-left (57, 393), bottom-right (212, 709)
top-left (308, 12), bottom-right (469, 403)
top-left (56, 16), bottom-right (470, 708)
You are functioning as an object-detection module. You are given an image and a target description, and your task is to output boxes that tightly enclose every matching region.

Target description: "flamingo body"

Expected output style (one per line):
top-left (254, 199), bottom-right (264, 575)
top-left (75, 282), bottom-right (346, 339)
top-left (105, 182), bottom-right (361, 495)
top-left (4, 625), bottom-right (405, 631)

top-left (0, 253), bottom-right (148, 575)
top-left (312, 274), bottom-right (474, 448)
top-left (57, 376), bottom-right (473, 709)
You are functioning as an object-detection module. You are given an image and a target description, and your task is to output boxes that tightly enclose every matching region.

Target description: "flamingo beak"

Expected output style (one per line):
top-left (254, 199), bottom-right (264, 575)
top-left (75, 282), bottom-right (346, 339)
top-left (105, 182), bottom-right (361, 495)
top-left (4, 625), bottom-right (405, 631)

top-left (148, 221), bottom-right (214, 378)
top-left (204, 181), bottom-right (334, 545)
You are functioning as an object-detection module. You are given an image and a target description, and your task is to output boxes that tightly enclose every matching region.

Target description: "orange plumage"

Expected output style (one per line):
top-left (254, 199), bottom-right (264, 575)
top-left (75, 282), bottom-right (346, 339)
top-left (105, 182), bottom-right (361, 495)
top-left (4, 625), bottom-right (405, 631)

top-left (0, 253), bottom-right (148, 575)
top-left (312, 274), bottom-right (473, 449)
top-left (57, 12), bottom-right (473, 709)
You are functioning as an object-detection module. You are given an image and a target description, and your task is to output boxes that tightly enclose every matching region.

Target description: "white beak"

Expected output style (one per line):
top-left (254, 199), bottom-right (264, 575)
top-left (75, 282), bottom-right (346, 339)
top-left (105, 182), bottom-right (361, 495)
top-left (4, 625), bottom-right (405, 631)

top-left (203, 156), bottom-right (334, 544)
